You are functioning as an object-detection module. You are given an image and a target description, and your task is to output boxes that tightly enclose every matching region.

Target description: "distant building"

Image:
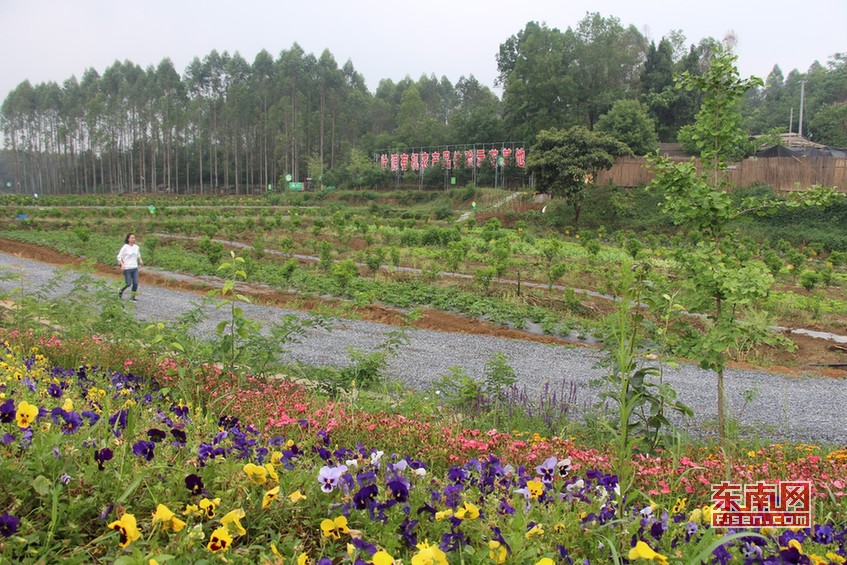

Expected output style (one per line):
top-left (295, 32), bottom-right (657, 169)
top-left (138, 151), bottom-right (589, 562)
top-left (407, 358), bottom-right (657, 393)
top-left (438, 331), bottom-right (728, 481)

top-left (755, 133), bottom-right (847, 158)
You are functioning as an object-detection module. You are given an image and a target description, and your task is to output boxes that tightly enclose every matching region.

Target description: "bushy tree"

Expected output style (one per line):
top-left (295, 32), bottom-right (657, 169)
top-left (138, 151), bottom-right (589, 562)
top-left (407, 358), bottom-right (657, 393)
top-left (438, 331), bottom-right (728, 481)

top-left (324, 148), bottom-right (387, 189)
top-left (527, 126), bottom-right (631, 226)
top-left (447, 75), bottom-right (503, 143)
top-left (595, 99), bottom-right (659, 155)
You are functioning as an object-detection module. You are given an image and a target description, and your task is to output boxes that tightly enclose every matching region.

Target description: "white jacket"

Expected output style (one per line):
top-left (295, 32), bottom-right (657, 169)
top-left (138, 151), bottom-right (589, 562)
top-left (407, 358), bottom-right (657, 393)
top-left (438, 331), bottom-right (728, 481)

top-left (117, 244), bottom-right (142, 269)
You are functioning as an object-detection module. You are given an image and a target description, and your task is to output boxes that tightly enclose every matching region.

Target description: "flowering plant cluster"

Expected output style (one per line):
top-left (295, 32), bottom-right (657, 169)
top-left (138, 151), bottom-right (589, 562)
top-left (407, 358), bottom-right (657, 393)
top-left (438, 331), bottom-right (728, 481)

top-left (1, 336), bottom-right (846, 563)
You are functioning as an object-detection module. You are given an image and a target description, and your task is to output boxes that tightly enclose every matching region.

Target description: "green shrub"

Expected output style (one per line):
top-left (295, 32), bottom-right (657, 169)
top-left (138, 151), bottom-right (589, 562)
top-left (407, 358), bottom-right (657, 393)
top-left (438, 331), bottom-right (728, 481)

top-left (799, 269), bottom-right (820, 292)
top-left (332, 259), bottom-right (359, 291)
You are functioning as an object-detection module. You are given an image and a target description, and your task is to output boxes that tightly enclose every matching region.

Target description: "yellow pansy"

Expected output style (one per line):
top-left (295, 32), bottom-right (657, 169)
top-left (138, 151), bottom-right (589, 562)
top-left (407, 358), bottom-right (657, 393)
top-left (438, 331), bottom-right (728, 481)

top-left (488, 540), bottom-right (507, 564)
top-left (198, 497), bottom-right (221, 518)
top-left (628, 540), bottom-right (669, 564)
top-left (672, 497), bottom-right (687, 513)
top-left (264, 463), bottom-right (279, 482)
top-left (688, 508), bottom-right (702, 523)
top-left (297, 553), bottom-right (311, 565)
top-left (62, 398), bottom-right (73, 411)
top-left (207, 526), bottom-right (233, 552)
top-left (152, 503), bottom-right (187, 532)
top-left (107, 512), bottom-right (141, 548)
top-left (288, 489), bottom-right (307, 503)
top-left (526, 479), bottom-right (544, 499)
top-left (16, 400), bottom-right (38, 428)
top-left (243, 463), bottom-right (268, 485)
top-left (263, 486), bottom-right (280, 509)
top-left (787, 539), bottom-right (804, 553)
top-left (434, 509), bottom-right (453, 521)
top-left (525, 523), bottom-right (544, 540)
top-left (372, 550), bottom-right (395, 565)
top-left (411, 541), bottom-right (448, 565)
top-left (321, 516), bottom-right (349, 540)
top-left (536, 559), bottom-right (555, 565)
top-left (221, 508), bottom-right (246, 536)
top-left (701, 505), bottom-right (713, 523)
top-left (454, 501), bottom-right (480, 520)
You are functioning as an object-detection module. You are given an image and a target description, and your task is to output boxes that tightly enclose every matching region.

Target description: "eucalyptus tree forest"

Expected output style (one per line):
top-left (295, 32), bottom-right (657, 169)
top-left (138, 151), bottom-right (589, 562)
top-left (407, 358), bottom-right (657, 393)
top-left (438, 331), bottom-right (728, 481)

top-left (1, 13), bottom-right (844, 195)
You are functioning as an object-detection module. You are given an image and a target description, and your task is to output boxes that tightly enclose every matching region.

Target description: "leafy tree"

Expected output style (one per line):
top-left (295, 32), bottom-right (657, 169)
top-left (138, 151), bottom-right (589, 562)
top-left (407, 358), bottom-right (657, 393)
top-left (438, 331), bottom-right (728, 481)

top-left (641, 37), bottom-right (708, 141)
top-left (394, 84), bottom-right (446, 146)
top-left (595, 99), bottom-right (659, 155)
top-left (639, 39), bottom-right (675, 95)
top-left (448, 76), bottom-right (503, 143)
top-left (571, 13), bottom-right (646, 129)
top-left (648, 46), bottom-right (835, 445)
top-left (416, 73), bottom-right (457, 124)
top-left (805, 54), bottom-right (847, 135)
top-left (526, 126), bottom-right (631, 226)
top-left (743, 64), bottom-right (790, 134)
top-left (325, 148), bottom-right (387, 189)
top-left (809, 102), bottom-right (847, 147)
top-left (497, 22), bottom-right (577, 141)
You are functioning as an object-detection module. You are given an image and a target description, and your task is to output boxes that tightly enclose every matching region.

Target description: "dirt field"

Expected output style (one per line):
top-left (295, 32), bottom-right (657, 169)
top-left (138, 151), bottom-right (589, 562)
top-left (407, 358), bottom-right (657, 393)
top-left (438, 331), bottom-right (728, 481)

top-left (2, 237), bottom-right (846, 379)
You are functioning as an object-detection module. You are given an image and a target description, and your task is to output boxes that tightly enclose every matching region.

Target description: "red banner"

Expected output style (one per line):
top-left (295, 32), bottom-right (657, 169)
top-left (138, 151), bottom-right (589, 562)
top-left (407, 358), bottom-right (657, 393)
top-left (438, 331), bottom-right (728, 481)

top-left (379, 146), bottom-right (525, 171)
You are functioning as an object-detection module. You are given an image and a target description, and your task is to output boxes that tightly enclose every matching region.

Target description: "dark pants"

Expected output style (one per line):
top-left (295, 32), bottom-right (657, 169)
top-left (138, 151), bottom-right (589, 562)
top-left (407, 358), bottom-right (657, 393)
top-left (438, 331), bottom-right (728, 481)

top-left (121, 268), bottom-right (139, 293)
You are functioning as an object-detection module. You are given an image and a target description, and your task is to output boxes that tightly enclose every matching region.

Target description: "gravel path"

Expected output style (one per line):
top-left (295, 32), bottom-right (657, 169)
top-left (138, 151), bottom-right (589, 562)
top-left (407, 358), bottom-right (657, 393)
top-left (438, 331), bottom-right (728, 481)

top-left (1, 251), bottom-right (845, 444)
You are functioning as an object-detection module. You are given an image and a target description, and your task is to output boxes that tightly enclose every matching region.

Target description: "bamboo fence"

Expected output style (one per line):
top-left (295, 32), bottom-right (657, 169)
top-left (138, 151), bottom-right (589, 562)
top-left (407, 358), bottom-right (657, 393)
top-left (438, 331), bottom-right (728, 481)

top-left (596, 156), bottom-right (847, 193)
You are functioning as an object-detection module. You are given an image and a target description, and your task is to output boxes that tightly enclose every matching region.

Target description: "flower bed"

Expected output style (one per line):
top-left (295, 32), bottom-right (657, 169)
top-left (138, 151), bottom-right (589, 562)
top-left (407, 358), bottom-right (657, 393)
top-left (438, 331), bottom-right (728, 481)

top-left (1, 334), bottom-right (846, 563)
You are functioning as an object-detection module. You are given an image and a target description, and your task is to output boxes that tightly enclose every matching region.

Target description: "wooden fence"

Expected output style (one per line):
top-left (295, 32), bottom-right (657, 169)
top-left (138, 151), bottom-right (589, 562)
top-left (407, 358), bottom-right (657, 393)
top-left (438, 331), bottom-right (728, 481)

top-left (596, 156), bottom-right (847, 193)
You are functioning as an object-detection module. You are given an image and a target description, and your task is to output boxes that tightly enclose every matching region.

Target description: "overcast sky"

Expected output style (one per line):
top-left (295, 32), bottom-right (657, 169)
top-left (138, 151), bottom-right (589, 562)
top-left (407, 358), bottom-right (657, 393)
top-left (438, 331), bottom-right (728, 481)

top-left (1, 0), bottom-right (844, 102)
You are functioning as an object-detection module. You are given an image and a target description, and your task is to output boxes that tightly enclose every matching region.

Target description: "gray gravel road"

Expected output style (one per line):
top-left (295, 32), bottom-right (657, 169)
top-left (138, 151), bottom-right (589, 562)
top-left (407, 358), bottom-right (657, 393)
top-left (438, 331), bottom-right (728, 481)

top-left (1, 250), bottom-right (845, 444)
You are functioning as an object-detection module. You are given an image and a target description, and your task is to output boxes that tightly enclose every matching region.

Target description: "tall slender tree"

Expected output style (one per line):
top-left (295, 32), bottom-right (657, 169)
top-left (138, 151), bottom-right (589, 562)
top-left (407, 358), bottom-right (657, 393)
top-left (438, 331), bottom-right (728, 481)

top-left (498, 21), bottom-right (577, 142)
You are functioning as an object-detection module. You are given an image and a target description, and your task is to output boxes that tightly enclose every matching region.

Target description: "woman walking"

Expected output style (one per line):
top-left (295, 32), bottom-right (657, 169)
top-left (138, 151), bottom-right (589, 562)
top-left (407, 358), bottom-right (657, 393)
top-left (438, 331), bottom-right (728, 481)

top-left (117, 233), bottom-right (143, 301)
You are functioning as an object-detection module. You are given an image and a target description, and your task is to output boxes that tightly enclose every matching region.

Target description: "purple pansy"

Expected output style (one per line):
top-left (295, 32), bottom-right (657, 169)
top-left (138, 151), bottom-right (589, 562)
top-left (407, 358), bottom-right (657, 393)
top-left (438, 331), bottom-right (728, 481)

top-left (146, 428), bottom-right (167, 442)
top-left (185, 473), bottom-right (204, 494)
top-left (535, 456), bottom-right (558, 484)
top-left (0, 398), bottom-right (15, 423)
top-left (318, 464), bottom-right (347, 493)
top-left (94, 447), bottom-right (113, 470)
top-left (0, 513), bottom-right (20, 537)
top-left (132, 440), bottom-right (155, 461)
